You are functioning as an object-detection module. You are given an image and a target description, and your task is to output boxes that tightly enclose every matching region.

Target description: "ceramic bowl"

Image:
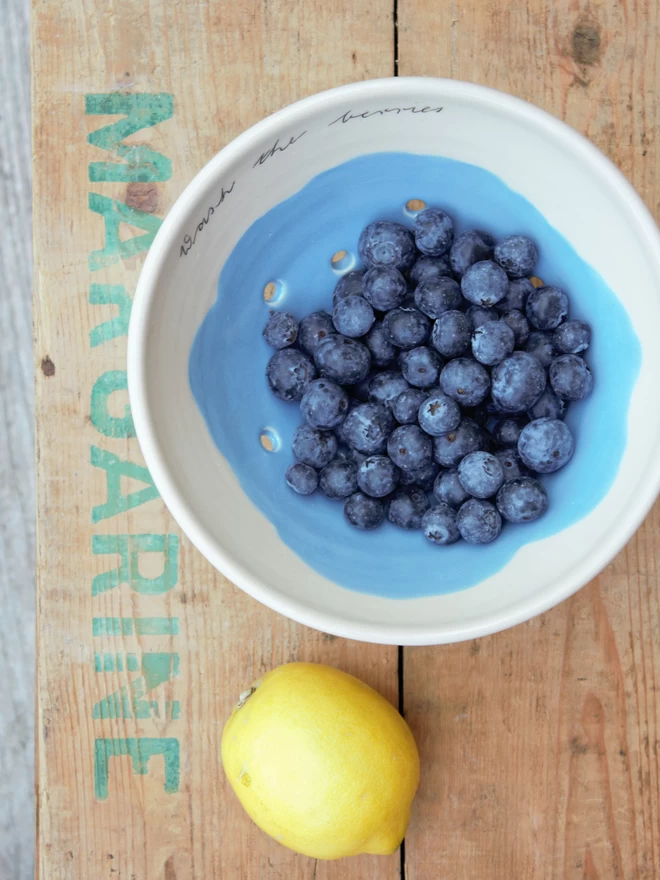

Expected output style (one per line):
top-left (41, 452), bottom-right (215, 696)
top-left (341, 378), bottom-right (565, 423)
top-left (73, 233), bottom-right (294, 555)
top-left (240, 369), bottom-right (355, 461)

top-left (128, 77), bottom-right (660, 645)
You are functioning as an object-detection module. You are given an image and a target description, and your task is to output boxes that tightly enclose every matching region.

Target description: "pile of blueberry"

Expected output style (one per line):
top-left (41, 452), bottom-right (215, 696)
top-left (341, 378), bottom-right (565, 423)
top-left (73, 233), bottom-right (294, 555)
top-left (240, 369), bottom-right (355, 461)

top-left (263, 207), bottom-right (593, 545)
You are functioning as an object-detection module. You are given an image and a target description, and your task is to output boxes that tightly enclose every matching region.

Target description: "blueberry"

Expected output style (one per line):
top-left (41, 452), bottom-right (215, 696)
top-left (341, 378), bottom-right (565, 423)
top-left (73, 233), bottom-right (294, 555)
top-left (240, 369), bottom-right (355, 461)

top-left (494, 448), bottom-right (528, 481)
top-left (413, 207), bottom-right (454, 256)
top-left (471, 320), bottom-right (515, 366)
top-left (500, 309), bottom-right (530, 347)
top-left (491, 352), bottom-right (546, 413)
top-left (319, 459), bottom-right (359, 499)
top-left (525, 285), bottom-right (569, 330)
top-left (414, 277), bottom-right (463, 319)
top-left (467, 305), bottom-right (499, 330)
top-left (263, 311), bottom-right (298, 349)
top-left (392, 388), bottom-right (428, 424)
top-left (358, 221), bottom-right (416, 272)
top-left (285, 462), bottom-right (318, 495)
top-left (333, 271), bottom-right (364, 304)
top-left (387, 425), bottom-right (433, 471)
top-left (410, 255), bottom-right (452, 286)
top-left (494, 235), bottom-right (538, 278)
top-left (527, 386), bottom-right (566, 420)
top-left (368, 371), bottom-right (410, 409)
top-left (364, 322), bottom-right (397, 368)
top-left (496, 476), bottom-right (548, 523)
top-left (382, 306), bottom-right (431, 349)
top-left (344, 492), bottom-right (386, 530)
top-left (314, 334), bottom-right (371, 384)
top-left (292, 424), bottom-right (338, 468)
top-left (300, 379), bottom-right (350, 429)
top-left (498, 277), bottom-right (534, 313)
top-left (432, 310), bottom-right (472, 358)
top-left (449, 230), bottom-right (494, 276)
top-left (341, 402), bottom-right (395, 454)
top-left (398, 459), bottom-right (440, 491)
top-left (418, 393), bottom-right (461, 436)
top-left (525, 330), bottom-right (557, 368)
top-left (433, 418), bottom-right (485, 467)
top-left (553, 320), bottom-right (591, 354)
top-left (458, 450), bottom-right (505, 499)
top-left (399, 346), bottom-right (442, 388)
top-left (363, 266), bottom-right (408, 311)
top-left (440, 358), bottom-right (490, 407)
top-left (461, 260), bottom-right (509, 307)
top-left (298, 310), bottom-right (335, 355)
top-left (422, 504), bottom-right (460, 545)
top-left (433, 469), bottom-right (471, 508)
top-left (333, 294), bottom-right (375, 338)
top-left (266, 348), bottom-right (317, 401)
top-left (357, 455), bottom-right (400, 497)
top-left (492, 418), bottom-right (527, 448)
top-left (549, 354), bottom-right (593, 400)
top-left (387, 489), bottom-right (430, 529)
top-left (456, 498), bottom-right (502, 544)
top-left (518, 417), bottom-right (574, 473)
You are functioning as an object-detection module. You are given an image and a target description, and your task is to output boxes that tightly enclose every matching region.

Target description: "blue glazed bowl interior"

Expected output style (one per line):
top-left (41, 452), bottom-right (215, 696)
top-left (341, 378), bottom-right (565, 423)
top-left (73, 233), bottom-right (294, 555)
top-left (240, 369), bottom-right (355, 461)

top-left (189, 152), bottom-right (640, 600)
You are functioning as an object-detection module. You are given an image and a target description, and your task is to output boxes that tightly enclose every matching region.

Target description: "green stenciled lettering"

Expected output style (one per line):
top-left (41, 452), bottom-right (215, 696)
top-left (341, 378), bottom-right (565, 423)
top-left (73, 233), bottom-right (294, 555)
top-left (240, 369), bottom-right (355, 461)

top-left (93, 654), bottom-right (141, 673)
top-left (141, 652), bottom-right (180, 689)
top-left (89, 284), bottom-right (132, 347)
top-left (91, 534), bottom-right (179, 595)
top-left (93, 653), bottom-right (180, 720)
top-left (94, 737), bottom-right (180, 800)
top-left (90, 447), bottom-right (159, 522)
top-left (92, 617), bottom-right (179, 636)
top-left (93, 689), bottom-right (130, 721)
top-left (90, 370), bottom-right (135, 438)
top-left (85, 93), bottom-right (173, 182)
top-left (88, 194), bottom-right (162, 271)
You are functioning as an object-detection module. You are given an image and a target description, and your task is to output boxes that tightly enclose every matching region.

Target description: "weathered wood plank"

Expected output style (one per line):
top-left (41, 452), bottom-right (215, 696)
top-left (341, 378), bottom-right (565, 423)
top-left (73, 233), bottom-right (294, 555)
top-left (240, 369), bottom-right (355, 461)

top-left (398, 2), bottom-right (660, 877)
top-left (32, 2), bottom-right (396, 878)
top-left (0, 0), bottom-right (35, 878)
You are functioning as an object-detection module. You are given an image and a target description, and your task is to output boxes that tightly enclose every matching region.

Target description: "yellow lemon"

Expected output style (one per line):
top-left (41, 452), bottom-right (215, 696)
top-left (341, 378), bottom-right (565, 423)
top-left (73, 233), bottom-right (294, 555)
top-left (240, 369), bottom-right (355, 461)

top-left (221, 662), bottom-right (420, 860)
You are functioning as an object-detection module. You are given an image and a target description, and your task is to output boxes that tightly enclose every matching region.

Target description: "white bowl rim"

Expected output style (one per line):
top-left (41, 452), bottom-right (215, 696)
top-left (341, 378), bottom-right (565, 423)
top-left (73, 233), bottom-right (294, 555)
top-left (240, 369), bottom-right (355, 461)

top-left (128, 76), bottom-right (660, 646)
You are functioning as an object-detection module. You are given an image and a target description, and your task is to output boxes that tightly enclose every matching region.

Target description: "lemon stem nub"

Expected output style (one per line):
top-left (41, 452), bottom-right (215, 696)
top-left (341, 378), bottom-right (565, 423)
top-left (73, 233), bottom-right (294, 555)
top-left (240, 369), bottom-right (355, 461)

top-left (237, 684), bottom-right (259, 709)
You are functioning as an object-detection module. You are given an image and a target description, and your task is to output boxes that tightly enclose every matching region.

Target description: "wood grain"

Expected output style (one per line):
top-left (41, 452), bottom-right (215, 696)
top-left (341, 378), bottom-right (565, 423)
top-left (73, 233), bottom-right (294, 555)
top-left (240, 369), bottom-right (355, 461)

top-left (32, 2), bottom-right (395, 878)
top-left (34, 0), bottom-right (660, 875)
top-left (1, 1), bottom-right (35, 878)
top-left (398, 2), bottom-right (660, 877)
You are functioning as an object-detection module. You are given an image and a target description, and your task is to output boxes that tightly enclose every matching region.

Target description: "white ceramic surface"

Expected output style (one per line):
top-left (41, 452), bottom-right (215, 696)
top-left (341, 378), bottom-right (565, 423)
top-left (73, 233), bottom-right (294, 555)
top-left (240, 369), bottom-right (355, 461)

top-left (128, 78), bottom-right (660, 645)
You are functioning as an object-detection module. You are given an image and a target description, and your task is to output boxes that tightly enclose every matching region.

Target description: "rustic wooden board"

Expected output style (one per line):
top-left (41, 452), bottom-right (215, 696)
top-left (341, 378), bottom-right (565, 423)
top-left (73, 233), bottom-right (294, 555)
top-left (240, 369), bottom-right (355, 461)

top-left (34, 0), bottom-right (660, 875)
top-left (32, 2), bottom-right (397, 879)
top-left (398, 3), bottom-right (660, 878)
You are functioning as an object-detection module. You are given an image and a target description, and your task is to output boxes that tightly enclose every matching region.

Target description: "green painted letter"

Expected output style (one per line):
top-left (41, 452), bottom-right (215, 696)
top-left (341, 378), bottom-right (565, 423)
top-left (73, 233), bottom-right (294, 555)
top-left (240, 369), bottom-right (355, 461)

top-left (88, 194), bottom-right (162, 271)
top-left (90, 446), bottom-right (159, 522)
top-left (94, 737), bottom-right (180, 800)
top-left (89, 284), bottom-right (132, 347)
top-left (90, 370), bottom-right (135, 438)
top-left (93, 652), bottom-right (181, 720)
top-left (92, 534), bottom-right (179, 595)
top-left (85, 93), bottom-right (173, 182)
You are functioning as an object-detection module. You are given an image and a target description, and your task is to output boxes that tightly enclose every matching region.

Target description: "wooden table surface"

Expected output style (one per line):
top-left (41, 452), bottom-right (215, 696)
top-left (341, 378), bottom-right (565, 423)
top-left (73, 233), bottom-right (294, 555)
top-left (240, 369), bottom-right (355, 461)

top-left (33, 1), bottom-right (660, 878)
